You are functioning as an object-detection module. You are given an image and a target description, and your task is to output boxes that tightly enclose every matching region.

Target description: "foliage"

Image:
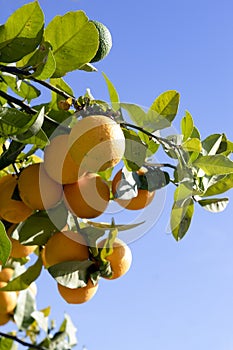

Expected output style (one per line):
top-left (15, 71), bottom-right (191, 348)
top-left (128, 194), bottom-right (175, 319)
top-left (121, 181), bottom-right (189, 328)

top-left (0, 2), bottom-right (233, 349)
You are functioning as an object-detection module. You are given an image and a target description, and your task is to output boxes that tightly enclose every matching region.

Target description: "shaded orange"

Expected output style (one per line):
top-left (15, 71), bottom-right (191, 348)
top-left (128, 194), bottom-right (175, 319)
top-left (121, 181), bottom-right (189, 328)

top-left (112, 169), bottom-right (155, 210)
top-left (44, 134), bottom-right (80, 184)
top-left (44, 230), bottom-right (89, 267)
top-left (57, 279), bottom-right (98, 304)
top-left (0, 175), bottom-right (33, 224)
top-left (18, 163), bottom-right (63, 210)
top-left (0, 268), bottom-right (17, 313)
top-left (7, 225), bottom-right (37, 259)
top-left (98, 238), bottom-right (132, 279)
top-left (63, 172), bottom-right (110, 219)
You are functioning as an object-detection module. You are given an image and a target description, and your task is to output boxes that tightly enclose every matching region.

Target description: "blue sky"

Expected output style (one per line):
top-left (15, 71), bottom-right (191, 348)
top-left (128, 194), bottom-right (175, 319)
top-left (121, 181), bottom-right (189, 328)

top-left (1, 1), bottom-right (233, 349)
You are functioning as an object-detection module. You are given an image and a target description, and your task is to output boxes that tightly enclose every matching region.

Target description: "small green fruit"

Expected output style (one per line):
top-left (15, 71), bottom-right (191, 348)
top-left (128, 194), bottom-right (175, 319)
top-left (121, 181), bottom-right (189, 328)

top-left (90, 20), bottom-right (112, 63)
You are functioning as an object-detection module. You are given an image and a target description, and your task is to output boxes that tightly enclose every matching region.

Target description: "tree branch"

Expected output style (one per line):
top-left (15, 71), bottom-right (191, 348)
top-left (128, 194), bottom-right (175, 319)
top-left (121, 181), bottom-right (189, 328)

top-left (0, 331), bottom-right (47, 350)
top-left (119, 121), bottom-right (177, 150)
top-left (0, 65), bottom-right (74, 100)
top-left (0, 90), bottom-right (70, 133)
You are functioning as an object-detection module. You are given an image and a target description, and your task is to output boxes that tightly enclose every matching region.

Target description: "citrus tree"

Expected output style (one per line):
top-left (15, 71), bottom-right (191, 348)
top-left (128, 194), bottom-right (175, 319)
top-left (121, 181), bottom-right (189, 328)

top-left (0, 2), bottom-right (233, 349)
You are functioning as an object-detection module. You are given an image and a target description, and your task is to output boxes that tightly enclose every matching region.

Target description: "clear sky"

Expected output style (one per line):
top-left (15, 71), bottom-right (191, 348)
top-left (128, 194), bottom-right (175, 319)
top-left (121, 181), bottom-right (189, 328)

top-left (1, 1), bottom-right (233, 349)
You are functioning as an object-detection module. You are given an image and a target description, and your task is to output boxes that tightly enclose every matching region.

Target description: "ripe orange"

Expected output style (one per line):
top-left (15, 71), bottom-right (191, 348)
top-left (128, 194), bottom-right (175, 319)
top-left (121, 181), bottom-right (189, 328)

top-left (0, 175), bottom-right (33, 224)
top-left (0, 268), bottom-right (18, 313)
top-left (7, 225), bottom-right (37, 259)
top-left (57, 279), bottom-right (98, 304)
top-left (63, 172), bottom-right (110, 219)
top-left (98, 238), bottom-right (132, 279)
top-left (0, 312), bottom-right (11, 326)
top-left (44, 230), bottom-right (89, 267)
top-left (18, 163), bottom-right (63, 210)
top-left (112, 169), bottom-right (155, 210)
top-left (68, 115), bottom-right (125, 174)
top-left (44, 134), bottom-right (80, 184)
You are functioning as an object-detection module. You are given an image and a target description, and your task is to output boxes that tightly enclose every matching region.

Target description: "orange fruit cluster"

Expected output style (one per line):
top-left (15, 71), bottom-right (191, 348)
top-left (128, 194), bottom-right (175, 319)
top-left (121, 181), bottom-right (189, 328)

top-left (0, 114), bottom-right (156, 310)
top-left (42, 230), bottom-right (132, 304)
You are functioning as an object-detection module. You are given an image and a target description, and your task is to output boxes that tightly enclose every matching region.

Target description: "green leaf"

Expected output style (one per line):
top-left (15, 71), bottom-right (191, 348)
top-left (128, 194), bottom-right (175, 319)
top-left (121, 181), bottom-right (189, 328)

top-left (0, 256), bottom-right (42, 291)
top-left (0, 140), bottom-right (25, 170)
top-left (181, 111), bottom-right (194, 141)
top-left (18, 128), bottom-right (49, 148)
top-left (138, 166), bottom-right (170, 191)
top-left (84, 220), bottom-right (144, 231)
top-left (79, 62), bottom-right (97, 72)
top-left (102, 72), bottom-right (120, 111)
top-left (138, 131), bottom-right (160, 157)
top-left (48, 260), bottom-right (94, 288)
top-left (0, 336), bottom-right (15, 350)
top-left (18, 41), bottom-right (56, 80)
top-left (182, 138), bottom-right (202, 153)
top-left (60, 314), bottom-right (77, 347)
top-left (31, 310), bottom-right (48, 333)
top-left (14, 288), bottom-right (36, 330)
top-left (146, 90), bottom-right (180, 131)
top-left (191, 125), bottom-right (201, 139)
top-left (2, 75), bottom-right (41, 102)
top-left (121, 103), bottom-right (147, 127)
top-left (44, 11), bottom-right (99, 77)
top-left (0, 221), bottom-right (11, 265)
top-left (16, 107), bottom-right (45, 141)
top-left (194, 155), bottom-right (233, 175)
top-left (197, 198), bottom-right (229, 212)
top-left (203, 173), bottom-right (233, 196)
top-left (170, 197), bottom-right (194, 241)
top-left (202, 134), bottom-right (225, 155)
top-left (170, 184), bottom-right (194, 241)
top-left (18, 206), bottom-right (68, 246)
top-left (0, 107), bottom-right (40, 137)
top-left (49, 78), bottom-right (73, 111)
top-left (0, 2), bottom-right (44, 63)
top-left (122, 128), bottom-right (147, 171)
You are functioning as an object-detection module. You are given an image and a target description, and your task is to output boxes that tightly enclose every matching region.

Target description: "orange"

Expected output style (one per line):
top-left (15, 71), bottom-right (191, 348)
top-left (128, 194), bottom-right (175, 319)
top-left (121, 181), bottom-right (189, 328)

top-left (112, 169), bottom-right (155, 210)
top-left (0, 267), bottom-right (14, 283)
top-left (18, 163), bottom-right (63, 210)
top-left (63, 172), bottom-right (110, 219)
top-left (7, 225), bottom-right (37, 259)
top-left (57, 279), bottom-right (98, 304)
top-left (0, 268), bottom-right (18, 313)
top-left (0, 174), bottom-right (33, 224)
top-left (0, 312), bottom-right (11, 325)
top-left (44, 230), bottom-right (89, 267)
top-left (44, 134), bottom-right (80, 184)
top-left (68, 115), bottom-right (125, 174)
top-left (98, 238), bottom-right (132, 279)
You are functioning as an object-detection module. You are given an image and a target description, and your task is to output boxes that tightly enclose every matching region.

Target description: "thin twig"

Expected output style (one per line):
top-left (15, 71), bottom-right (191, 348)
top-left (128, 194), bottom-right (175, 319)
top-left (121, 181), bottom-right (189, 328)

top-left (31, 77), bottom-right (74, 100)
top-left (120, 121), bottom-right (177, 150)
top-left (0, 331), bottom-right (47, 350)
top-left (0, 65), bottom-right (74, 100)
top-left (0, 90), bottom-right (70, 133)
top-left (0, 90), bottom-right (35, 115)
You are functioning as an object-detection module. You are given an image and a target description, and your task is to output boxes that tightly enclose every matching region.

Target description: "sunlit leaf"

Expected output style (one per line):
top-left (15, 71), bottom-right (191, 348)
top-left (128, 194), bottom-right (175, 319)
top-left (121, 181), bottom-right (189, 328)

top-left (0, 256), bottom-right (42, 291)
top-left (146, 90), bottom-right (180, 131)
top-left (194, 155), bottom-right (233, 175)
top-left (102, 72), bottom-right (120, 111)
top-left (45, 11), bottom-right (99, 77)
top-left (0, 221), bottom-right (11, 266)
top-left (204, 173), bottom-right (233, 196)
top-left (122, 128), bottom-right (147, 171)
top-left (181, 111), bottom-right (194, 141)
top-left (0, 2), bottom-right (44, 63)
